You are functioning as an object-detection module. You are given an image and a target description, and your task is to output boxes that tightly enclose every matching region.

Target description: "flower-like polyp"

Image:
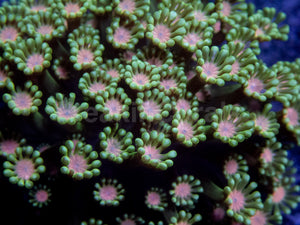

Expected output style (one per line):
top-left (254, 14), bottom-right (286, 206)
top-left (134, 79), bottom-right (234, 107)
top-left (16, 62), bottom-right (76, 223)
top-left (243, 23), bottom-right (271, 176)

top-left (225, 27), bottom-right (260, 55)
top-left (211, 104), bottom-right (255, 147)
top-left (99, 124), bottom-right (135, 164)
top-left (100, 58), bottom-right (124, 83)
top-left (28, 184), bottom-right (51, 208)
top-left (52, 57), bottom-right (70, 80)
top-left (136, 88), bottom-right (171, 123)
top-left (145, 187), bottom-right (168, 211)
top-left (45, 92), bottom-right (89, 125)
top-left (0, 4), bottom-right (27, 47)
top-left (4, 37), bottom-right (52, 75)
top-left (172, 109), bottom-right (206, 147)
top-left (57, 0), bottom-right (90, 20)
top-left (265, 176), bottom-right (300, 216)
top-left (180, 20), bottom-right (213, 53)
top-left (106, 17), bottom-right (144, 50)
top-left (254, 103), bottom-right (280, 139)
top-left (222, 41), bottom-right (257, 85)
top-left (258, 138), bottom-right (288, 179)
top-left (146, 8), bottom-right (186, 49)
top-left (135, 130), bottom-right (177, 170)
top-left (189, 0), bottom-right (218, 26)
top-left (95, 87), bottom-right (131, 122)
top-left (123, 60), bottom-right (160, 91)
top-left (78, 69), bottom-right (117, 99)
top-left (158, 66), bottom-right (186, 98)
top-left (249, 201), bottom-right (282, 225)
top-left (223, 154), bottom-right (248, 179)
top-left (133, 44), bottom-right (173, 70)
top-left (81, 218), bottom-right (105, 225)
top-left (68, 25), bottom-right (104, 70)
top-left (0, 131), bottom-right (26, 157)
top-left (18, 9), bottom-right (66, 41)
top-left (282, 102), bottom-right (300, 146)
top-left (169, 174), bottom-right (203, 207)
top-left (89, 0), bottom-right (115, 15)
top-left (93, 178), bottom-right (125, 206)
top-left (224, 174), bottom-right (263, 225)
top-left (272, 61), bottom-right (298, 107)
top-left (3, 80), bottom-right (43, 116)
top-left (195, 46), bottom-right (234, 86)
top-left (243, 62), bottom-right (278, 102)
top-left (215, 0), bottom-right (248, 28)
top-left (20, 0), bottom-right (56, 13)
top-left (172, 91), bottom-right (199, 113)
top-left (3, 146), bottom-right (46, 189)
top-left (116, 214), bottom-right (145, 225)
top-left (60, 140), bottom-right (101, 180)
top-left (254, 7), bottom-right (289, 41)
top-left (113, 0), bottom-right (150, 22)
top-left (169, 210), bottom-right (202, 225)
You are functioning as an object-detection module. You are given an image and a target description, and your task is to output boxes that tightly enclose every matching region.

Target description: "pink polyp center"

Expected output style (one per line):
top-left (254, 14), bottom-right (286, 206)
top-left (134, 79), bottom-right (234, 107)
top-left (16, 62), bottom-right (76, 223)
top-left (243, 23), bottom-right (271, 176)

top-left (221, 1), bottom-right (232, 17)
top-left (225, 159), bottom-right (238, 175)
top-left (176, 99), bottom-right (190, 111)
top-left (69, 154), bottom-right (88, 174)
top-left (247, 78), bottom-right (265, 94)
top-left (106, 138), bottom-right (122, 156)
top-left (195, 91), bottom-right (205, 102)
top-left (260, 148), bottom-right (273, 163)
top-left (250, 210), bottom-right (267, 225)
top-left (218, 121), bottom-right (236, 138)
top-left (123, 50), bottom-right (135, 61)
top-left (255, 28), bottom-right (264, 37)
top-left (186, 70), bottom-right (196, 81)
top-left (147, 191), bottom-right (161, 205)
top-left (114, 27), bottom-right (131, 44)
top-left (26, 54), bottom-right (44, 70)
top-left (214, 21), bottom-right (221, 33)
top-left (194, 10), bottom-right (207, 21)
top-left (89, 82), bottom-right (106, 93)
top-left (119, 0), bottom-right (136, 13)
top-left (132, 73), bottom-right (149, 86)
top-left (160, 79), bottom-right (177, 90)
top-left (174, 182), bottom-right (191, 199)
top-left (0, 70), bottom-right (7, 81)
top-left (177, 222), bottom-right (190, 225)
top-left (147, 57), bottom-right (163, 67)
top-left (107, 69), bottom-right (119, 78)
top-left (177, 121), bottom-right (194, 140)
top-left (56, 66), bottom-right (68, 79)
top-left (286, 108), bottom-right (299, 126)
top-left (31, 5), bottom-right (47, 12)
top-left (230, 61), bottom-right (240, 75)
top-left (77, 49), bottom-right (94, 64)
top-left (13, 92), bottom-right (33, 110)
top-left (35, 190), bottom-right (49, 202)
top-left (105, 99), bottom-right (123, 115)
top-left (142, 100), bottom-right (160, 117)
top-left (143, 145), bottom-right (161, 160)
top-left (152, 24), bottom-right (171, 43)
top-left (228, 189), bottom-right (245, 212)
top-left (0, 26), bottom-right (19, 42)
top-left (99, 185), bottom-right (117, 201)
top-left (0, 140), bottom-right (19, 154)
top-left (202, 62), bottom-right (219, 79)
top-left (56, 104), bottom-right (78, 119)
top-left (65, 2), bottom-right (80, 14)
top-left (121, 219), bottom-right (136, 225)
top-left (183, 32), bottom-right (200, 46)
top-left (37, 25), bottom-right (54, 35)
top-left (272, 186), bottom-right (285, 203)
top-left (255, 115), bottom-right (270, 132)
top-left (15, 159), bottom-right (35, 180)
top-left (213, 207), bottom-right (225, 221)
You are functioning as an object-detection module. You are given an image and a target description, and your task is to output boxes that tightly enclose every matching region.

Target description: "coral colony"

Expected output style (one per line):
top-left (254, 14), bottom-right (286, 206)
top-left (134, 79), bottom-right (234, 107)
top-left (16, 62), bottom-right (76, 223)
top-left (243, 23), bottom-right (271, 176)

top-left (0, 0), bottom-right (300, 224)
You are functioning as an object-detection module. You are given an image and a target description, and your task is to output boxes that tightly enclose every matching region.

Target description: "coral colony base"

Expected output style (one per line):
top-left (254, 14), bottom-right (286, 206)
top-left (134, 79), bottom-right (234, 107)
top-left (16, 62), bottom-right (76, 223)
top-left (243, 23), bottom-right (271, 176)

top-left (0, 0), bottom-right (300, 224)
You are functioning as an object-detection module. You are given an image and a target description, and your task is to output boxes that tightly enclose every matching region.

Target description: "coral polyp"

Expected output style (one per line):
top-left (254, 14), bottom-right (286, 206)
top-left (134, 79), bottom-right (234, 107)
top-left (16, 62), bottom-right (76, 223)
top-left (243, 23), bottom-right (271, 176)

top-left (0, 0), bottom-right (300, 224)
